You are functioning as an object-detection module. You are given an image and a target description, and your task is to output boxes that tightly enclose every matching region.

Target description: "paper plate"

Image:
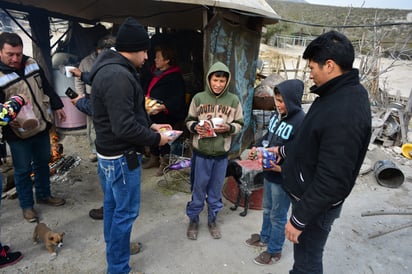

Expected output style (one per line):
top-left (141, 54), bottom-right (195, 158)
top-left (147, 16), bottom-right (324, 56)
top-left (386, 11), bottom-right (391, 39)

top-left (401, 143), bottom-right (412, 159)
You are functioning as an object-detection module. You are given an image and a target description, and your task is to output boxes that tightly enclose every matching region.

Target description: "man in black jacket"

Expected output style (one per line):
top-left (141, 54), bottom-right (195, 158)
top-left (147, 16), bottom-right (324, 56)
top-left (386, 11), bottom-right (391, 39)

top-left (89, 17), bottom-right (171, 274)
top-left (275, 31), bottom-right (371, 274)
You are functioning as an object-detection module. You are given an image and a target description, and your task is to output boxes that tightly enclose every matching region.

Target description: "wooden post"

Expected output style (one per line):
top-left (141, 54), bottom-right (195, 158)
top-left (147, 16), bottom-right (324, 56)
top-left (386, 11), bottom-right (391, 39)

top-left (294, 55), bottom-right (301, 79)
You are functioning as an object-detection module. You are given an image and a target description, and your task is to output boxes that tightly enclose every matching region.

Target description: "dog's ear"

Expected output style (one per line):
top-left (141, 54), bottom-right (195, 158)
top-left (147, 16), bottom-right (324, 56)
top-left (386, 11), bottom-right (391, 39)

top-left (60, 232), bottom-right (65, 237)
top-left (48, 235), bottom-right (55, 241)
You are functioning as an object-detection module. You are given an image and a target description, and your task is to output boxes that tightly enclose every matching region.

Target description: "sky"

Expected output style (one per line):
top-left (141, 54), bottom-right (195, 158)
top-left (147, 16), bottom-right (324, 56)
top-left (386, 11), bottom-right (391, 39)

top-left (306, 0), bottom-right (412, 10)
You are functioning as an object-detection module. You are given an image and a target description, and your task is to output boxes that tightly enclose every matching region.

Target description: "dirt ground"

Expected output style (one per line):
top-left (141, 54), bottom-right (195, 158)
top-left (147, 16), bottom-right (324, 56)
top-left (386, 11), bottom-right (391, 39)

top-left (0, 130), bottom-right (411, 274)
top-left (1, 44), bottom-right (412, 273)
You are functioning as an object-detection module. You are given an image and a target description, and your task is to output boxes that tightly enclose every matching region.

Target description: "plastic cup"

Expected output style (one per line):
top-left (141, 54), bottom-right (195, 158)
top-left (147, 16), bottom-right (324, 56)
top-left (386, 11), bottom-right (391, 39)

top-left (211, 117), bottom-right (224, 128)
top-left (65, 66), bottom-right (76, 77)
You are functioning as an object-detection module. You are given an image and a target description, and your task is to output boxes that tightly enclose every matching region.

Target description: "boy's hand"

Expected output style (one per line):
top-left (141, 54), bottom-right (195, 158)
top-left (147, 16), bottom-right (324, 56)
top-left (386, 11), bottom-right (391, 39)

top-left (194, 123), bottom-right (208, 137)
top-left (268, 146), bottom-right (282, 163)
top-left (248, 147), bottom-right (257, 160)
top-left (263, 161), bottom-right (281, 172)
top-left (213, 123), bottom-right (230, 133)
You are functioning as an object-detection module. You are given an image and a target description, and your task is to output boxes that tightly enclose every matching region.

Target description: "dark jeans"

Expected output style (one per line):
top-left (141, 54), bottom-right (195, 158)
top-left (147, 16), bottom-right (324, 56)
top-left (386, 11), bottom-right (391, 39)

top-left (290, 203), bottom-right (343, 274)
top-left (8, 132), bottom-right (52, 209)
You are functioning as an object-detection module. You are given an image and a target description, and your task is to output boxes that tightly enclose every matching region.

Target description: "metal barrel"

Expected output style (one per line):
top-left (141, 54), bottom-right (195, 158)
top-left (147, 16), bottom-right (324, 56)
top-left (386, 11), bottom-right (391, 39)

top-left (373, 160), bottom-right (404, 188)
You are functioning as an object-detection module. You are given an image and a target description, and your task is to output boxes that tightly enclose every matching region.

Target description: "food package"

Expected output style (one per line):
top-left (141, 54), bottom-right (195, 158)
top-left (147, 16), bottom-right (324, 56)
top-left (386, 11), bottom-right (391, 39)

top-left (145, 97), bottom-right (163, 113)
top-left (256, 147), bottom-right (276, 169)
top-left (198, 120), bottom-right (216, 138)
top-left (159, 129), bottom-right (183, 144)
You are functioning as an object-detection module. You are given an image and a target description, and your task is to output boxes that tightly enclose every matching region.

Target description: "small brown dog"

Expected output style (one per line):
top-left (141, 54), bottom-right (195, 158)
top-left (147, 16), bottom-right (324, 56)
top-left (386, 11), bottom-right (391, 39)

top-left (33, 221), bottom-right (65, 258)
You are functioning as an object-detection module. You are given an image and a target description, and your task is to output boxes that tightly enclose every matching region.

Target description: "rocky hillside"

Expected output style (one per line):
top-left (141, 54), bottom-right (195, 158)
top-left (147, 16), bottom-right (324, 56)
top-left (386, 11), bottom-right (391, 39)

top-left (266, 0), bottom-right (411, 42)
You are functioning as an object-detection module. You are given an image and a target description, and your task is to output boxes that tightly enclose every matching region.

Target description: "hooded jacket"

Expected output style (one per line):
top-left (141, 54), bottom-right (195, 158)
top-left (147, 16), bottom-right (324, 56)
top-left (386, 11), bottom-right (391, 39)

top-left (0, 56), bottom-right (63, 140)
top-left (89, 49), bottom-right (160, 156)
top-left (186, 61), bottom-right (244, 157)
top-left (257, 79), bottom-right (305, 183)
top-left (280, 69), bottom-right (371, 230)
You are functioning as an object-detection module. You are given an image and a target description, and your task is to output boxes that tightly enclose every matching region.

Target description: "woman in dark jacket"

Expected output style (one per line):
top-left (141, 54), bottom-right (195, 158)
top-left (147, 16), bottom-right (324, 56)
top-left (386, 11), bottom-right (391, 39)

top-left (142, 45), bottom-right (186, 175)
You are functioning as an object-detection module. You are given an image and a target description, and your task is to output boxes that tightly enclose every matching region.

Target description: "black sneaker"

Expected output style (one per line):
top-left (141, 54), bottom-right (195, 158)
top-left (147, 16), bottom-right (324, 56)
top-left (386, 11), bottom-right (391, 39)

top-left (0, 247), bottom-right (23, 268)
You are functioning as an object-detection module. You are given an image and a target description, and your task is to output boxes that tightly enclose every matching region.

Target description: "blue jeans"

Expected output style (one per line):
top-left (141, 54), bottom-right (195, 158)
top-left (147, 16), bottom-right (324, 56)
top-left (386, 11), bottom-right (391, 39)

top-left (186, 154), bottom-right (228, 224)
top-left (260, 179), bottom-right (290, 254)
top-left (290, 203), bottom-right (343, 274)
top-left (98, 154), bottom-right (142, 274)
top-left (8, 132), bottom-right (52, 209)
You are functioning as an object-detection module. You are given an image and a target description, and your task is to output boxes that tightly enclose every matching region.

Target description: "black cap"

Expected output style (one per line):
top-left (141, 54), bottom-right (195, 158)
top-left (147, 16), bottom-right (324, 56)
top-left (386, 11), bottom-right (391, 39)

top-left (115, 17), bottom-right (150, 52)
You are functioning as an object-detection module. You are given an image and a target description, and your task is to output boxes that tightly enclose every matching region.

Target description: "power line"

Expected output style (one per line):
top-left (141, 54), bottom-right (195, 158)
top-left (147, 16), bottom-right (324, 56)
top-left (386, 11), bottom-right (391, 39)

top-left (279, 18), bottom-right (412, 28)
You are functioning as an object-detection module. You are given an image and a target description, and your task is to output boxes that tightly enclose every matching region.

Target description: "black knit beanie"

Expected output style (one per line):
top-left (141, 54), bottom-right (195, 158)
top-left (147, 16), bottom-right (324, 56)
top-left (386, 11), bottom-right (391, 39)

top-left (115, 17), bottom-right (150, 52)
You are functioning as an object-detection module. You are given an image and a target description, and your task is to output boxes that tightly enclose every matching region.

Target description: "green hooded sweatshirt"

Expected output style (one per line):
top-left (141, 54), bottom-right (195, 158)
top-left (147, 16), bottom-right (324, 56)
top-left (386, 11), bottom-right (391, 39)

top-left (185, 61), bottom-right (244, 157)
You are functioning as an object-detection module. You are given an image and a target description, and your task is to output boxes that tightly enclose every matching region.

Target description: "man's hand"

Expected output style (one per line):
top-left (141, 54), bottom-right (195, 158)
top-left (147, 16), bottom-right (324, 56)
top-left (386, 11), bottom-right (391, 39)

top-left (54, 109), bottom-right (66, 122)
top-left (70, 95), bottom-right (83, 106)
top-left (159, 133), bottom-right (172, 146)
top-left (70, 67), bottom-right (82, 78)
top-left (9, 120), bottom-right (21, 128)
top-left (285, 220), bottom-right (302, 244)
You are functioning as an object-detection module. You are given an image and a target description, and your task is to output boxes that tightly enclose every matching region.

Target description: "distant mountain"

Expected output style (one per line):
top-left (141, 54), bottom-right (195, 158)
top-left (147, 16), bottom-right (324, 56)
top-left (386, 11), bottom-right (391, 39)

top-left (270, 0), bottom-right (308, 3)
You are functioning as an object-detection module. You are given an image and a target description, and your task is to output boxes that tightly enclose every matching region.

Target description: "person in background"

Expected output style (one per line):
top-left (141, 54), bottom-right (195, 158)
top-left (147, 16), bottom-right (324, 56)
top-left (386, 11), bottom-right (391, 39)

top-left (72, 34), bottom-right (116, 163)
top-left (274, 31), bottom-right (372, 274)
top-left (89, 17), bottom-right (172, 274)
top-left (70, 35), bottom-right (116, 220)
top-left (142, 45), bottom-right (186, 176)
top-left (0, 94), bottom-right (26, 268)
top-left (185, 61), bottom-right (244, 241)
top-left (0, 32), bottom-right (66, 223)
top-left (245, 79), bottom-right (305, 265)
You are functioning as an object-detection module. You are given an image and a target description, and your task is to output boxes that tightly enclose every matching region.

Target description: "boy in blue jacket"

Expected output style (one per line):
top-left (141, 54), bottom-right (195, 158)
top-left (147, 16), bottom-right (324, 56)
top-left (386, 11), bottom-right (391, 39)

top-left (245, 79), bottom-right (305, 265)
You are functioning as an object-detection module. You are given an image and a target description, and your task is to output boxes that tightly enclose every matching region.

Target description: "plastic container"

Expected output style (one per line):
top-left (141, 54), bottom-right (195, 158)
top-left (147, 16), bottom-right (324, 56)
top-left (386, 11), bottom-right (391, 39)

top-left (65, 66), bottom-right (76, 77)
top-left (15, 102), bottom-right (39, 130)
top-left (54, 97), bottom-right (86, 129)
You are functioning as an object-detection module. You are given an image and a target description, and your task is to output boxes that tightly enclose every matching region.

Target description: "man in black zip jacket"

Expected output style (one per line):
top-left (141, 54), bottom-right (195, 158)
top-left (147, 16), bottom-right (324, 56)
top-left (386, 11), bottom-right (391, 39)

top-left (274, 31), bottom-right (371, 274)
top-left (89, 17), bottom-right (171, 274)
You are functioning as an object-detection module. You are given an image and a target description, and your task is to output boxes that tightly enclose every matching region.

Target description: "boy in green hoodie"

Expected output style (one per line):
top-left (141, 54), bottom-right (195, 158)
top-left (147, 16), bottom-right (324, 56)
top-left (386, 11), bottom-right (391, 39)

top-left (185, 61), bottom-right (244, 240)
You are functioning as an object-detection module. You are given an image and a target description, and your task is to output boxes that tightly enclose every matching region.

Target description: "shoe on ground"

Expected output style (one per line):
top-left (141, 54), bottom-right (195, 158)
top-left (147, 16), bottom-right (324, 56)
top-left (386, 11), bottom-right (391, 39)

top-left (37, 196), bottom-right (65, 207)
top-left (186, 222), bottom-right (199, 240)
top-left (130, 242), bottom-right (142, 255)
top-left (253, 251), bottom-right (281, 265)
top-left (208, 222), bottom-right (221, 239)
top-left (1, 246), bottom-right (10, 253)
top-left (89, 206), bottom-right (103, 220)
top-left (88, 153), bottom-right (98, 162)
top-left (0, 247), bottom-right (23, 268)
top-left (23, 208), bottom-right (38, 223)
top-left (245, 233), bottom-right (267, 247)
